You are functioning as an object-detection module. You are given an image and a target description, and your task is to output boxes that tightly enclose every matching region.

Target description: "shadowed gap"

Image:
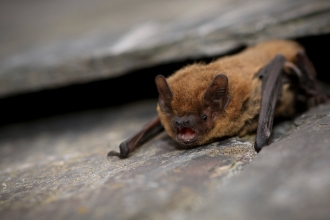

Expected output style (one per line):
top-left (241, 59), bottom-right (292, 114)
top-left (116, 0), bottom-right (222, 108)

top-left (0, 34), bottom-right (329, 127)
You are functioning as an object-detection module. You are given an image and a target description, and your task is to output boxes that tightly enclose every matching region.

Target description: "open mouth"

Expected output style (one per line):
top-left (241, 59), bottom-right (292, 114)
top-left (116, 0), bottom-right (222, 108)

top-left (177, 127), bottom-right (197, 144)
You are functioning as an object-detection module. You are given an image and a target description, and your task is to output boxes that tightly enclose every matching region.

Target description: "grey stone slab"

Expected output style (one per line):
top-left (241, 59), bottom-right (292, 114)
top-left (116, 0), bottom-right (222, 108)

top-left (0, 100), bottom-right (256, 219)
top-left (1, 0), bottom-right (330, 97)
top-left (190, 103), bottom-right (330, 220)
top-left (1, 98), bottom-right (330, 220)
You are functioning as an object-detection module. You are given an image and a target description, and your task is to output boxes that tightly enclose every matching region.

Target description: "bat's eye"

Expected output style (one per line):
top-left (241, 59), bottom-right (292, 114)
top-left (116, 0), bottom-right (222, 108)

top-left (201, 114), bottom-right (207, 120)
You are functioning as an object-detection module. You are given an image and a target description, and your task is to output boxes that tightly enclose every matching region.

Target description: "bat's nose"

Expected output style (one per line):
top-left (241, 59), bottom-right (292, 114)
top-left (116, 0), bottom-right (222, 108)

top-left (174, 118), bottom-right (191, 128)
top-left (174, 120), bottom-right (181, 128)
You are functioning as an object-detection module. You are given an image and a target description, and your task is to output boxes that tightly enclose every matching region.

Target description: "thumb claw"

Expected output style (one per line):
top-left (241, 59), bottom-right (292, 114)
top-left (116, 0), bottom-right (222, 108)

top-left (107, 151), bottom-right (125, 159)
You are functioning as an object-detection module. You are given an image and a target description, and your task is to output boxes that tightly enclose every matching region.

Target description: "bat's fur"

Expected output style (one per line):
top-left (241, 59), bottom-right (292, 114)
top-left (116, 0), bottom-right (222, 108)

top-left (157, 40), bottom-right (304, 147)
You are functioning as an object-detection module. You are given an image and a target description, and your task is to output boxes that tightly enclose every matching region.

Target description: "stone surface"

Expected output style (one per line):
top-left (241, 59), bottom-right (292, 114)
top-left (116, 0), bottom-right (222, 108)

top-left (0, 100), bottom-right (245, 218)
top-left (1, 0), bottom-right (330, 97)
top-left (0, 100), bottom-right (256, 219)
top-left (1, 99), bottom-right (330, 220)
top-left (193, 103), bottom-right (330, 220)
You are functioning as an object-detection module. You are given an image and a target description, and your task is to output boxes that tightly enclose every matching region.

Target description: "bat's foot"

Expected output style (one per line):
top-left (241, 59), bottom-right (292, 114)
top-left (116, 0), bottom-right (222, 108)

top-left (307, 93), bottom-right (330, 107)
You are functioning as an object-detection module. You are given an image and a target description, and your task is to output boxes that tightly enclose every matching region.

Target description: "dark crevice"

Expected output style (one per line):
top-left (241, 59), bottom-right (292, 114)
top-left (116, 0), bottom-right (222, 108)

top-left (0, 34), bottom-right (329, 127)
top-left (296, 34), bottom-right (330, 83)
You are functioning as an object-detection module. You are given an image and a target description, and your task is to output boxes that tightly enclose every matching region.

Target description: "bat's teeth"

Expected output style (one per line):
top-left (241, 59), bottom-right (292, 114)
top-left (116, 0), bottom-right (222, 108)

top-left (177, 127), bottom-right (196, 143)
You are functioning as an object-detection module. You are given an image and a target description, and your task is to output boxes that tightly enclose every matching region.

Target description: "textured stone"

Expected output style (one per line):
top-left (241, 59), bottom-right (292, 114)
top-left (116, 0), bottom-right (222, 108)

top-left (1, 99), bottom-right (330, 219)
top-left (1, 0), bottom-right (330, 97)
top-left (0, 100), bottom-right (255, 219)
top-left (191, 103), bottom-right (330, 220)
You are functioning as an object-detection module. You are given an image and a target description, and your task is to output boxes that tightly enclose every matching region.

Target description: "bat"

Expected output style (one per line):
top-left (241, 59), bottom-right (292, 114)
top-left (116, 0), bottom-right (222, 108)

top-left (108, 40), bottom-right (327, 159)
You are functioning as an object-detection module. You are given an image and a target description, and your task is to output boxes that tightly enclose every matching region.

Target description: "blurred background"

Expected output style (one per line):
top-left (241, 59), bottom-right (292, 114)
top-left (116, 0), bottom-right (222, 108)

top-left (1, 0), bottom-right (329, 126)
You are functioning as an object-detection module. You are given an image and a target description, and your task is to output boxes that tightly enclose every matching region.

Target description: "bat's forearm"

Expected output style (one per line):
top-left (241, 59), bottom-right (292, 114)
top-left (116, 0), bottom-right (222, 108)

top-left (108, 117), bottom-right (163, 159)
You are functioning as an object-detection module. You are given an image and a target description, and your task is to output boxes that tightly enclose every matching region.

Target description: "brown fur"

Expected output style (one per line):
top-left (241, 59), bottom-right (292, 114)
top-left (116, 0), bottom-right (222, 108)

top-left (157, 40), bottom-right (304, 145)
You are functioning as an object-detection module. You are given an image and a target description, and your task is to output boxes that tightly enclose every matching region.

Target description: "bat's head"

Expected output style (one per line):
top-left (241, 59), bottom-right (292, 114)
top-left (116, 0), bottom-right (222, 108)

top-left (155, 74), bottom-right (230, 147)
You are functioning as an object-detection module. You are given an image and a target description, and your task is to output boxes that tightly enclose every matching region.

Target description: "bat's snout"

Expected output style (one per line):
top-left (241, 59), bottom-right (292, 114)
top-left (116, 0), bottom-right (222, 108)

top-left (173, 116), bottom-right (199, 145)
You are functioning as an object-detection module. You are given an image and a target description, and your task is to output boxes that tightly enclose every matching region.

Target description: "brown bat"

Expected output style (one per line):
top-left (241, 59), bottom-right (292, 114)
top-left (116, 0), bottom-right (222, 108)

top-left (108, 39), bottom-right (327, 159)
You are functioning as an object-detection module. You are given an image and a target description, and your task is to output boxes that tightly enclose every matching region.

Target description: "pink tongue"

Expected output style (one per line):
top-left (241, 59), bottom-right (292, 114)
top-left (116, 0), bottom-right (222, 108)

top-left (179, 127), bottom-right (196, 140)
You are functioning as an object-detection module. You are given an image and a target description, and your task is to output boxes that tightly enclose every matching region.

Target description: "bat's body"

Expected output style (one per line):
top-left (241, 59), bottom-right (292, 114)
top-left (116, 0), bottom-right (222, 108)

top-left (159, 40), bottom-right (299, 146)
top-left (109, 40), bottom-right (326, 159)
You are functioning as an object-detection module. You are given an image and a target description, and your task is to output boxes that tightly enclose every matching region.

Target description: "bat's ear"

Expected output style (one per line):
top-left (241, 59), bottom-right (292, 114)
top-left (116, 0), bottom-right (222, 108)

top-left (155, 75), bottom-right (173, 113)
top-left (203, 74), bottom-right (230, 112)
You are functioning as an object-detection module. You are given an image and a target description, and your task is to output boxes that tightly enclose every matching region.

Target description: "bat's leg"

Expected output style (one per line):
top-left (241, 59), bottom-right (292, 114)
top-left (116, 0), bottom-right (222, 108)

top-left (285, 51), bottom-right (328, 106)
top-left (255, 54), bottom-right (286, 152)
top-left (108, 117), bottom-right (164, 159)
